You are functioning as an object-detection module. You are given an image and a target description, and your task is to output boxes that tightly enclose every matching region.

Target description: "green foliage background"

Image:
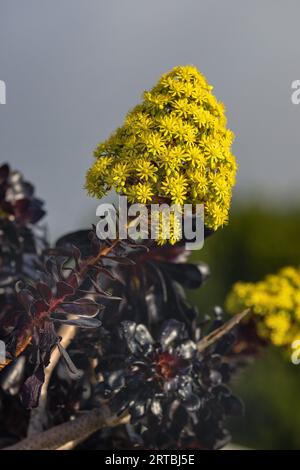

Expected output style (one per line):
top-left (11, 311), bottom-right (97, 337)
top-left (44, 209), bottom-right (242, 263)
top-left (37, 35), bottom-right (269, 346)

top-left (189, 206), bottom-right (300, 449)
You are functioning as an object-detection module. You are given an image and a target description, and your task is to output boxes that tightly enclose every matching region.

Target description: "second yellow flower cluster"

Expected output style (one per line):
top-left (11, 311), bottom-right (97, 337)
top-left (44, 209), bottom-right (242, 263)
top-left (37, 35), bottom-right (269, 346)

top-left (226, 266), bottom-right (300, 348)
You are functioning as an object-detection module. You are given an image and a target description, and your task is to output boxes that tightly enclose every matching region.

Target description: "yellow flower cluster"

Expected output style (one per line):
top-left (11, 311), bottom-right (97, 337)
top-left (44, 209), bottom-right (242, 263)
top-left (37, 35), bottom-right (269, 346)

top-left (86, 65), bottom-right (237, 233)
top-left (226, 266), bottom-right (300, 348)
top-left (153, 211), bottom-right (182, 246)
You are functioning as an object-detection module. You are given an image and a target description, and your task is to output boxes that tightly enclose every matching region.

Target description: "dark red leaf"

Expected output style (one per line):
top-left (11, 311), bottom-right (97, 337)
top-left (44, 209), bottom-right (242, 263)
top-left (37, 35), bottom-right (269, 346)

top-left (56, 281), bottom-right (74, 299)
top-left (36, 282), bottom-right (52, 303)
top-left (21, 365), bottom-right (45, 409)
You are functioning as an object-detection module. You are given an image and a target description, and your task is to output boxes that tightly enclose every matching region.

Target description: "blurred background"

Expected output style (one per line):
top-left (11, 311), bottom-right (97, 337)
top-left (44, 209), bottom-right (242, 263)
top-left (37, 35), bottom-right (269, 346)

top-left (1, 0), bottom-right (300, 449)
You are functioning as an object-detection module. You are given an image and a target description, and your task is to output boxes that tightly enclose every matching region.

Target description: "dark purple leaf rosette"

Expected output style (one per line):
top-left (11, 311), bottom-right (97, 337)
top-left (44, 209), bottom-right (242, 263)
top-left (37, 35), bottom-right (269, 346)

top-left (96, 319), bottom-right (243, 449)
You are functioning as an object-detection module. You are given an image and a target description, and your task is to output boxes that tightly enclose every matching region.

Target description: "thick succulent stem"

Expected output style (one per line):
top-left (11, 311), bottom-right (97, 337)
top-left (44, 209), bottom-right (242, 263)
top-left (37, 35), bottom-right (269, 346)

top-left (3, 407), bottom-right (129, 450)
top-left (27, 323), bottom-right (77, 436)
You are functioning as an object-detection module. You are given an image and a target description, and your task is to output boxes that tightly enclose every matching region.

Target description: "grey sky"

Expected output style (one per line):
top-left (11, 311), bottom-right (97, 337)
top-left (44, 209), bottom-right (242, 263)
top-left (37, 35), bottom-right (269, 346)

top-left (1, 0), bottom-right (300, 239)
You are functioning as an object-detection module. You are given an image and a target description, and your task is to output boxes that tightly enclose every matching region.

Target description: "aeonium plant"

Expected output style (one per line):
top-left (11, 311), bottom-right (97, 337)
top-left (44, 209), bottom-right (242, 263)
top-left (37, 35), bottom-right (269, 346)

top-left (0, 163), bottom-right (47, 371)
top-left (0, 66), bottom-right (249, 451)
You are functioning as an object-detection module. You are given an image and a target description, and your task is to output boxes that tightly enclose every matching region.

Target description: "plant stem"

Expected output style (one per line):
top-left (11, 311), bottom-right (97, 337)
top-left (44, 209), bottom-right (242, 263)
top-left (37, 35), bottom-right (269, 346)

top-left (3, 407), bottom-right (130, 450)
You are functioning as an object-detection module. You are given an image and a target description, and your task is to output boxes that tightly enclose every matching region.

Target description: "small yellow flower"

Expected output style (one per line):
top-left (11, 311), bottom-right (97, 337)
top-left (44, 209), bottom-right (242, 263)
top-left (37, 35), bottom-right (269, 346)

top-left (126, 111), bottom-right (153, 134)
top-left (205, 201), bottom-right (228, 230)
top-left (143, 91), bottom-right (168, 109)
top-left (185, 147), bottom-right (206, 169)
top-left (161, 173), bottom-right (187, 194)
top-left (190, 177), bottom-right (209, 200)
top-left (154, 211), bottom-right (182, 246)
top-left (158, 146), bottom-right (185, 173)
top-left (175, 121), bottom-right (197, 144)
top-left (172, 98), bottom-right (190, 118)
top-left (136, 160), bottom-right (158, 182)
top-left (159, 115), bottom-right (179, 138)
top-left (133, 182), bottom-right (154, 204)
top-left (169, 186), bottom-right (187, 206)
top-left (175, 65), bottom-right (204, 83)
top-left (144, 132), bottom-right (166, 156)
top-left (111, 162), bottom-right (131, 190)
top-left (85, 156), bottom-right (114, 197)
top-left (209, 174), bottom-right (231, 202)
top-left (161, 76), bottom-right (185, 97)
top-left (201, 137), bottom-right (225, 168)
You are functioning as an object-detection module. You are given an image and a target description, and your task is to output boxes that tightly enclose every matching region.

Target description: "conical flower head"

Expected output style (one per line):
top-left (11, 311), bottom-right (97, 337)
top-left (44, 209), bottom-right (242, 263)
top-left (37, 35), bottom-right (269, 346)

top-left (86, 65), bottom-right (237, 232)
